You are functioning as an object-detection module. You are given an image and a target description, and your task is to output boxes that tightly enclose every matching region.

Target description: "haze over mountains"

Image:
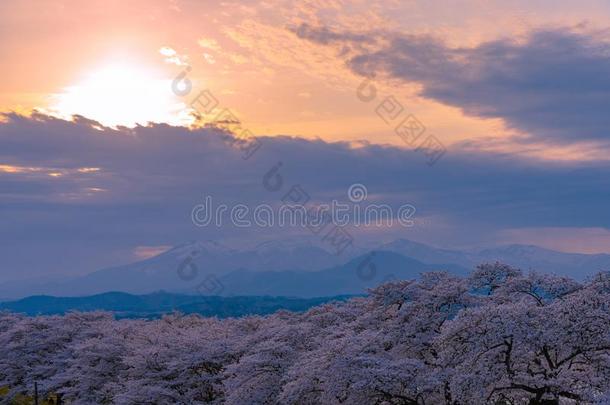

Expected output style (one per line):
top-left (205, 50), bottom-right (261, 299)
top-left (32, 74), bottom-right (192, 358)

top-left (1, 238), bottom-right (609, 300)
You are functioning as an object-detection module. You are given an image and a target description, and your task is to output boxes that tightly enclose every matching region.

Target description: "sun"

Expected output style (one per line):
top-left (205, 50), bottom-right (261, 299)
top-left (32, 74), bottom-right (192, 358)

top-left (49, 63), bottom-right (192, 128)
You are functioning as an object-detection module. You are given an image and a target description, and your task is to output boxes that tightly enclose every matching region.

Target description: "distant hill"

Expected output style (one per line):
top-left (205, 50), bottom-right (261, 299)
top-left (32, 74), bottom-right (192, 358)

top-left (379, 238), bottom-right (610, 278)
top-left (0, 291), bottom-right (354, 319)
top-left (219, 251), bottom-right (468, 297)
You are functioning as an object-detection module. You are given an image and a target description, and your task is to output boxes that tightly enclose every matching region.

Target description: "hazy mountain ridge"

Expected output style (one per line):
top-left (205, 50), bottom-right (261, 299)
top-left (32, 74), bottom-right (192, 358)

top-left (380, 239), bottom-right (610, 277)
top-left (1, 238), bottom-right (609, 300)
top-left (219, 251), bottom-right (468, 297)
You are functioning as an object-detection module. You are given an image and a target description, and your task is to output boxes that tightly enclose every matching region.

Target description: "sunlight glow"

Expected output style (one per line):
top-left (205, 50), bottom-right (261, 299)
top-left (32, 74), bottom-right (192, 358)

top-left (49, 64), bottom-right (192, 128)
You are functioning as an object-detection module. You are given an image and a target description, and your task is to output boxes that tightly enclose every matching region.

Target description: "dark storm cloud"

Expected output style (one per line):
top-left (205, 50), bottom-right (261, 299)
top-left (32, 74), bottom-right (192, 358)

top-left (296, 24), bottom-right (610, 145)
top-left (1, 113), bottom-right (609, 278)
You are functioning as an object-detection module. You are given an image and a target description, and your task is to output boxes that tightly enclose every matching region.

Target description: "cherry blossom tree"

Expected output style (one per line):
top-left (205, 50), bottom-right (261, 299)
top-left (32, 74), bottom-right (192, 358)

top-left (438, 272), bottom-right (610, 404)
top-left (2, 265), bottom-right (610, 404)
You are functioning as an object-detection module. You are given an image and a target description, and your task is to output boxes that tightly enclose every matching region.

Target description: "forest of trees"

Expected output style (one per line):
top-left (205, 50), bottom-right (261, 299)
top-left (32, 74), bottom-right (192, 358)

top-left (2, 263), bottom-right (610, 404)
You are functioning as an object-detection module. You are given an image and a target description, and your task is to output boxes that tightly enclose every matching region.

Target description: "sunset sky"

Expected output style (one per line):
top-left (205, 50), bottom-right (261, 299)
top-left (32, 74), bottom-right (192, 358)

top-left (1, 0), bottom-right (610, 281)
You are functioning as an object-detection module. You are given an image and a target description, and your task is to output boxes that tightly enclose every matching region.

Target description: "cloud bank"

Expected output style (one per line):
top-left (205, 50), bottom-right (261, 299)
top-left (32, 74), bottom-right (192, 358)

top-left (295, 24), bottom-right (610, 146)
top-left (0, 112), bottom-right (609, 280)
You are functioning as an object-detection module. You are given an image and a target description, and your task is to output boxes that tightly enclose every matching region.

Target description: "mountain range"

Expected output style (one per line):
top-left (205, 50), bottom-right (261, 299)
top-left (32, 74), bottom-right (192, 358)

top-left (1, 238), bottom-right (609, 300)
